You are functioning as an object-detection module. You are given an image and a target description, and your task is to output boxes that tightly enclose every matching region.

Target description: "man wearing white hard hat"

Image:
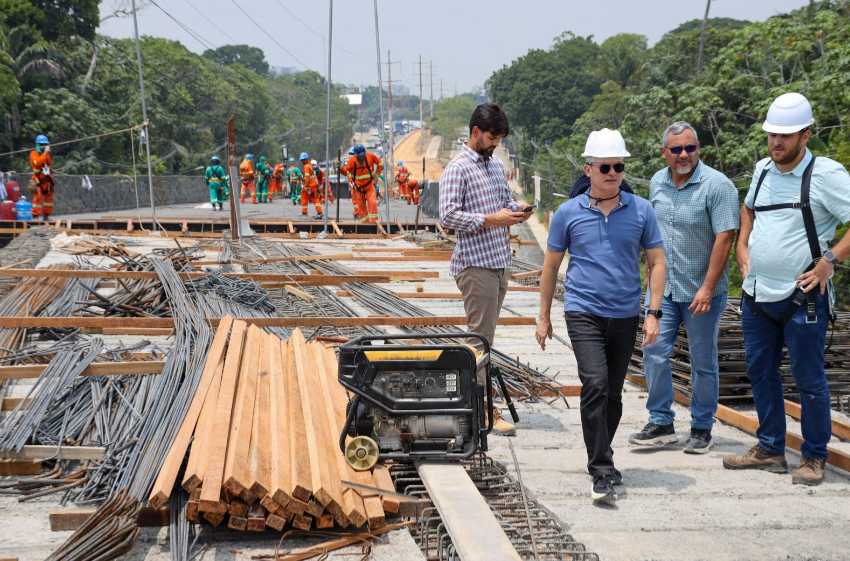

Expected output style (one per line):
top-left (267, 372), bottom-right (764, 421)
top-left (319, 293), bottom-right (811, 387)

top-left (723, 93), bottom-right (850, 486)
top-left (536, 128), bottom-right (666, 505)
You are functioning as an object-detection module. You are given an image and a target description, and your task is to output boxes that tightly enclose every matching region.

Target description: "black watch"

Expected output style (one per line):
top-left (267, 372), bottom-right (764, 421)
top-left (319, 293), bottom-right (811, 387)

top-left (646, 308), bottom-right (663, 319)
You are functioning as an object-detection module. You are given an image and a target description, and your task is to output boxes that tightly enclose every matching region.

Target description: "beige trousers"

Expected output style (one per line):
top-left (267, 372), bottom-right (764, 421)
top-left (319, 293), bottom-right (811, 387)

top-left (455, 266), bottom-right (509, 353)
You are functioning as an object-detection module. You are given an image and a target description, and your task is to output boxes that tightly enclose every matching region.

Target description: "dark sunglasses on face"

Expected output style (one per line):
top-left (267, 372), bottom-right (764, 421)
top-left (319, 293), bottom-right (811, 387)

top-left (667, 144), bottom-right (698, 155)
top-left (591, 162), bottom-right (625, 174)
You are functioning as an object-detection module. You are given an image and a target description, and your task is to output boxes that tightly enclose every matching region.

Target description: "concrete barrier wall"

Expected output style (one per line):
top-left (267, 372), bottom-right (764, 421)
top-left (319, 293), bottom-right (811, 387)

top-left (14, 174), bottom-right (350, 215)
top-left (419, 181), bottom-right (440, 219)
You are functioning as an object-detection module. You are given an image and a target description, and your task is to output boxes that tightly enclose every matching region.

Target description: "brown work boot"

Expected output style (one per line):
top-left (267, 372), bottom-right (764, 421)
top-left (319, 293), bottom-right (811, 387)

top-left (791, 457), bottom-right (826, 486)
top-left (492, 407), bottom-right (516, 437)
top-left (722, 444), bottom-right (788, 473)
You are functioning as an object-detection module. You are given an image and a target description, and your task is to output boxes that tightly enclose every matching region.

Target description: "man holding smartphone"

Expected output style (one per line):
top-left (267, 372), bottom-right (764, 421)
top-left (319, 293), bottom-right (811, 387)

top-left (439, 103), bottom-right (532, 436)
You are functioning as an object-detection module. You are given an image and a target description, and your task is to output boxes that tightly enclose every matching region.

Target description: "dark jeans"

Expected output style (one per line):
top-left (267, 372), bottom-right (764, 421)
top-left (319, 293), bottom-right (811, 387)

top-left (742, 292), bottom-right (831, 459)
top-left (566, 312), bottom-right (639, 478)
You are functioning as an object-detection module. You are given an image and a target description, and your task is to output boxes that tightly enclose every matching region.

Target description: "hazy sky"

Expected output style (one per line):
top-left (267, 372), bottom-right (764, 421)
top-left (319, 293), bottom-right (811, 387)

top-left (99, 0), bottom-right (812, 94)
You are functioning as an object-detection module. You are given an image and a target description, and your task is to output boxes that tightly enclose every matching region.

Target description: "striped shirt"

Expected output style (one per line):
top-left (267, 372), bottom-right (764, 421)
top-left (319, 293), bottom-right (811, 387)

top-left (439, 145), bottom-right (519, 277)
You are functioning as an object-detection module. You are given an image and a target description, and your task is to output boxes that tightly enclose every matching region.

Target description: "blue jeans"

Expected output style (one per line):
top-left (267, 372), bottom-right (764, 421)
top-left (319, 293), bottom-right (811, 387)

top-left (742, 292), bottom-right (831, 459)
top-left (643, 293), bottom-right (726, 431)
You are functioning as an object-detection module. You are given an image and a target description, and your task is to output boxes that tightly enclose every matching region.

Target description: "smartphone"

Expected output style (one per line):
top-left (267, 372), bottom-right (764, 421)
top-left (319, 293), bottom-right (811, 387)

top-left (522, 205), bottom-right (535, 213)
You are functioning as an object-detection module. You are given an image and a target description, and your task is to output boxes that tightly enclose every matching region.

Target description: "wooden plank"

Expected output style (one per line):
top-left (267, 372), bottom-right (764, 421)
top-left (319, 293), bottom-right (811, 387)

top-left (285, 338), bottom-right (312, 503)
top-left (0, 316), bottom-right (537, 330)
top-left (291, 330), bottom-right (336, 510)
top-left (282, 285), bottom-right (314, 302)
top-left (148, 317), bottom-right (234, 508)
top-left (318, 346), bottom-right (370, 528)
top-left (182, 359), bottom-right (226, 492)
top-left (223, 325), bottom-right (261, 502)
top-left (248, 333), bottom-right (274, 500)
top-left (331, 221), bottom-right (343, 237)
top-left (0, 269), bottom-right (392, 284)
top-left (372, 465), bottom-right (399, 514)
top-left (418, 463), bottom-right (522, 561)
top-left (1, 397), bottom-right (30, 411)
top-left (1, 445), bottom-right (104, 461)
top-left (511, 269), bottom-right (542, 280)
top-left (273, 522), bottom-right (411, 561)
top-left (269, 339), bottom-right (292, 508)
top-left (49, 507), bottom-right (169, 531)
top-left (0, 459), bottom-right (41, 476)
top-left (0, 360), bottom-right (166, 380)
top-left (199, 320), bottom-right (248, 514)
top-left (287, 221), bottom-right (295, 234)
top-left (785, 399), bottom-right (850, 442)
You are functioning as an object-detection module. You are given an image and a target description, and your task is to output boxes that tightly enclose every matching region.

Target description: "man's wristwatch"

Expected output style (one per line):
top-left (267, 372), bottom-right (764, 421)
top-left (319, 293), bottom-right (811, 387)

top-left (646, 308), bottom-right (663, 319)
top-left (824, 249), bottom-right (839, 264)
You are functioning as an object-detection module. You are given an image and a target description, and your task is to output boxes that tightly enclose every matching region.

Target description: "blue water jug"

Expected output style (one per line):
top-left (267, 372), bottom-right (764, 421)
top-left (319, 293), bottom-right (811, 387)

top-left (15, 197), bottom-right (32, 221)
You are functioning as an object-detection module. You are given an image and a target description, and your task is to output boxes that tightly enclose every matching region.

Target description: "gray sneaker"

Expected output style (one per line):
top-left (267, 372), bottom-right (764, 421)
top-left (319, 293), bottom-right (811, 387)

top-left (629, 422), bottom-right (678, 447)
top-left (684, 429), bottom-right (712, 454)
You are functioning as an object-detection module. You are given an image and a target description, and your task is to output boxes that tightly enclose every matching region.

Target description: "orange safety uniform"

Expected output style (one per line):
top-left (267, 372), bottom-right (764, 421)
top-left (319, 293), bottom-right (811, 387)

top-left (341, 152), bottom-right (382, 223)
top-left (239, 158), bottom-right (256, 203)
top-left (271, 163), bottom-right (284, 199)
top-left (300, 161), bottom-right (323, 216)
top-left (406, 178), bottom-right (421, 205)
top-left (395, 166), bottom-right (410, 201)
top-left (315, 167), bottom-right (335, 205)
top-left (29, 149), bottom-right (54, 218)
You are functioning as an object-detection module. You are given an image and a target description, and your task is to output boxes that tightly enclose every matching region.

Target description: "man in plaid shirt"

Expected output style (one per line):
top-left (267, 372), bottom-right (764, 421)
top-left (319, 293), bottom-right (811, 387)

top-left (439, 103), bottom-right (532, 435)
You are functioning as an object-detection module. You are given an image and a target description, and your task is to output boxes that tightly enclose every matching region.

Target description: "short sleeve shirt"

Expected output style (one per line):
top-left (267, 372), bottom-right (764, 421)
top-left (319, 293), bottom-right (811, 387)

top-left (650, 161), bottom-right (740, 302)
top-left (743, 149), bottom-right (850, 302)
top-left (547, 191), bottom-right (664, 318)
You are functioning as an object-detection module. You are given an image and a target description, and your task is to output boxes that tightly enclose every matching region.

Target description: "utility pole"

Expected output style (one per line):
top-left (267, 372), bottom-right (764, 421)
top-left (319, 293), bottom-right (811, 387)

top-left (322, 0), bottom-right (333, 234)
top-left (429, 61), bottom-right (434, 119)
top-left (696, 0), bottom-right (712, 73)
top-left (372, 0), bottom-right (391, 226)
top-left (130, 0), bottom-right (157, 231)
top-left (440, 79), bottom-right (444, 101)
top-left (417, 55), bottom-right (424, 127)
top-left (385, 51), bottom-right (401, 203)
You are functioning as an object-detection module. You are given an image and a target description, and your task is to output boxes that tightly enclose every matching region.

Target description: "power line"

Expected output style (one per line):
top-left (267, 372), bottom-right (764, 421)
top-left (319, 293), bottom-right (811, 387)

top-left (229, 0), bottom-right (312, 71)
top-left (270, 0), bottom-right (361, 58)
top-left (147, 0), bottom-right (217, 52)
top-left (178, 0), bottom-right (236, 44)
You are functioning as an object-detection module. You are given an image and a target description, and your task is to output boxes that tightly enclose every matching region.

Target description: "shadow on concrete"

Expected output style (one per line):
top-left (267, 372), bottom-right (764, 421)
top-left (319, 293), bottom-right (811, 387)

top-left (620, 467), bottom-right (697, 493)
top-left (516, 410), bottom-right (567, 432)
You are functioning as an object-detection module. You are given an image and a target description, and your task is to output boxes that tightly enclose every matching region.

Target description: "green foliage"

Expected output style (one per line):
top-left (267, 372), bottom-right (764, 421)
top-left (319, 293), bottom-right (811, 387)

top-left (359, 85), bottom-right (422, 130)
top-left (32, 0), bottom-right (98, 42)
top-left (203, 44), bottom-right (269, 76)
top-left (486, 32), bottom-right (603, 142)
top-left (599, 33), bottom-right (647, 87)
top-left (428, 94), bottom-right (477, 141)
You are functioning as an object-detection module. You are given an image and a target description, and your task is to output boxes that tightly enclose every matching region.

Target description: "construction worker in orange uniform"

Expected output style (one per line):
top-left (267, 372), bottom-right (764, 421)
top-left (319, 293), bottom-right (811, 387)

top-left (395, 160), bottom-right (411, 203)
top-left (271, 161), bottom-right (285, 200)
top-left (239, 153), bottom-right (256, 203)
top-left (341, 144), bottom-right (382, 223)
top-left (29, 134), bottom-right (54, 221)
top-left (312, 159), bottom-right (334, 206)
top-left (299, 152), bottom-right (322, 219)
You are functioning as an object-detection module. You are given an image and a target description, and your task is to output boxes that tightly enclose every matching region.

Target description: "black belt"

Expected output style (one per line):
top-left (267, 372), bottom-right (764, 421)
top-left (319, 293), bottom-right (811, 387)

top-left (743, 288), bottom-right (817, 326)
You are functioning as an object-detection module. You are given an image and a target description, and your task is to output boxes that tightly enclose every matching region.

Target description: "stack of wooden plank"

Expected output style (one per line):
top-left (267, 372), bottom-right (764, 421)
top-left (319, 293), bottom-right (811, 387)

top-left (148, 317), bottom-right (389, 532)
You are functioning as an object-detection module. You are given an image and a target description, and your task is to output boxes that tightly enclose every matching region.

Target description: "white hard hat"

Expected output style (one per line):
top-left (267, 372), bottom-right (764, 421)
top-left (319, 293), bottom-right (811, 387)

top-left (581, 128), bottom-right (631, 159)
top-left (311, 159), bottom-right (318, 166)
top-left (762, 92), bottom-right (814, 134)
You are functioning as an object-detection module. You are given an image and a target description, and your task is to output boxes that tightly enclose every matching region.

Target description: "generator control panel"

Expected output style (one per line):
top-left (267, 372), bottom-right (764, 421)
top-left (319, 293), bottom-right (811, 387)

top-left (372, 370), bottom-right (461, 401)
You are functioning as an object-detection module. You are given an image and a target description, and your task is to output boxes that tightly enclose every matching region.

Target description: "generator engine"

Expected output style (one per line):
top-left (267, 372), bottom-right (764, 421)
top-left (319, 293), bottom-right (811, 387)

top-left (338, 333), bottom-right (517, 468)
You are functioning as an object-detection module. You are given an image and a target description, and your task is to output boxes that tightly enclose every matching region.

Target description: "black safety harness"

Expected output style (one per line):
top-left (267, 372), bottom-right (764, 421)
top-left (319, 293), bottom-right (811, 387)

top-left (747, 156), bottom-right (835, 327)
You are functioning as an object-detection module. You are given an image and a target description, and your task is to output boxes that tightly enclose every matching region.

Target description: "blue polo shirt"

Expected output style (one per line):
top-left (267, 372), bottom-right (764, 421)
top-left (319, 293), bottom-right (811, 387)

top-left (548, 191), bottom-right (664, 318)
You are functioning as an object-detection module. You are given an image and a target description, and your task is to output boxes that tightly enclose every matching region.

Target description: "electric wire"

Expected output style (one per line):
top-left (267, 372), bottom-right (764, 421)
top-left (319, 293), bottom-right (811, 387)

top-left (229, 0), bottom-right (312, 71)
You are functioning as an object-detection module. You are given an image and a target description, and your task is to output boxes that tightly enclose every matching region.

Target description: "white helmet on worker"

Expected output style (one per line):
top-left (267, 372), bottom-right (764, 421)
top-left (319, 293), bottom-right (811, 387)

top-left (762, 92), bottom-right (814, 134)
top-left (581, 128), bottom-right (630, 159)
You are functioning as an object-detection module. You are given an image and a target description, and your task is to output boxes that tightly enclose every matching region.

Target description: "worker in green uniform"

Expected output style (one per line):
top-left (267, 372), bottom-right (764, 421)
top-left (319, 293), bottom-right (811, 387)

top-left (286, 157), bottom-right (303, 205)
top-left (204, 155), bottom-right (229, 210)
top-left (256, 155), bottom-right (272, 203)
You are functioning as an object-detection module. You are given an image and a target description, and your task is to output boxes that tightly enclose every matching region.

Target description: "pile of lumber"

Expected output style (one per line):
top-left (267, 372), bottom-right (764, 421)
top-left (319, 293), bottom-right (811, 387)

top-left (149, 318), bottom-right (389, 532)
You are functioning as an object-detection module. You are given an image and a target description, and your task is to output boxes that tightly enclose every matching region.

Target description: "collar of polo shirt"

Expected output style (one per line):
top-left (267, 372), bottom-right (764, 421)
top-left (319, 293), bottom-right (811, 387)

top-left (764, 148), bottom-right (813, 177)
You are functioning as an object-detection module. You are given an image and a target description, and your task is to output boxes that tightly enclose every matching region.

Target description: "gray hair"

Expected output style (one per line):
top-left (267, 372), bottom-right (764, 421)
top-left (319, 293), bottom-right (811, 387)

top-left (662, 121), bottom-right (699, 147)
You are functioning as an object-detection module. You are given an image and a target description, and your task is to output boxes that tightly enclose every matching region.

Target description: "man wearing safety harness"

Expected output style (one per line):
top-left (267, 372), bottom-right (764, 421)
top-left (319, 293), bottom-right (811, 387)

top-left (723, 93), bottom-right (850, 486)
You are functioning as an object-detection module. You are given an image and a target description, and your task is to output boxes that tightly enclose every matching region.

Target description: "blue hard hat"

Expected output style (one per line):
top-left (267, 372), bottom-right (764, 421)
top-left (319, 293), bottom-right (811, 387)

top-left (299, 152), bottom-right (309, 161)
top-left (353, 144), bottom-right (366, 155)
top-left (245, 153), bottom-right (253, 160)
top-left (35, 134), bottom-right (49, 145)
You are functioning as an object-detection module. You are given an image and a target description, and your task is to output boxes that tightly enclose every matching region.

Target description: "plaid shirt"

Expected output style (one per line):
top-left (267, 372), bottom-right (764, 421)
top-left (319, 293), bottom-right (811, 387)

top-left (439, 144), bottom-right (519, 276)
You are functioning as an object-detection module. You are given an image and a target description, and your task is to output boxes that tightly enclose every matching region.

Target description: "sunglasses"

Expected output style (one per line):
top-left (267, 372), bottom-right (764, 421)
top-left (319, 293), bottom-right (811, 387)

top-left (667, 144), bottom-right (698, 155)
top-left (590, 162), bottom-right (625, 174)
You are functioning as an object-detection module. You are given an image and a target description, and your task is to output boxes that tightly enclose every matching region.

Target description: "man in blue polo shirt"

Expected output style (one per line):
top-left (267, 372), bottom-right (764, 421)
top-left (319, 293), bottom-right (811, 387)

top-left (723, 93), bottom-right (850, 486)
top-left (536, 128), bottom-right (666, 505)
top-left (629, 122), bottom-right (739, 454)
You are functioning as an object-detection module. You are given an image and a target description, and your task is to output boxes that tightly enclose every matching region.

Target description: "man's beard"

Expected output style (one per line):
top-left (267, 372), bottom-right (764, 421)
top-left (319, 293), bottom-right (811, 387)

top-left (772, 140), bottom-right (804, 166)
top-left (476, 146), bottom-right (496, 160)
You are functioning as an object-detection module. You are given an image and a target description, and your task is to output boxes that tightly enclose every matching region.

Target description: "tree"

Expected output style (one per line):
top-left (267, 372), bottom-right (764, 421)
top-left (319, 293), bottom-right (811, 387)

top-left (599, 33), bottom-right (647, 87)
top-left (33, 0), bottom-right (99, 42)
top-left (203, 44), bottom-right (269, 76)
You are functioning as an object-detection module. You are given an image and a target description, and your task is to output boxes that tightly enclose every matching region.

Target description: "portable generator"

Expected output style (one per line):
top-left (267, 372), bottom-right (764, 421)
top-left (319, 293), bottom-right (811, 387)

top-left (337, 333), bottom-right (518, 470)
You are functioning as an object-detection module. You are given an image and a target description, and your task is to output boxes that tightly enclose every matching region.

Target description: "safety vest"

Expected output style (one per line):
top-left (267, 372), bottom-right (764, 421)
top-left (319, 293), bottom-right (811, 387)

top-left (239, 160), bottom-right (254, 180)
top-left (343, 154), bottom-right (382, 188)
